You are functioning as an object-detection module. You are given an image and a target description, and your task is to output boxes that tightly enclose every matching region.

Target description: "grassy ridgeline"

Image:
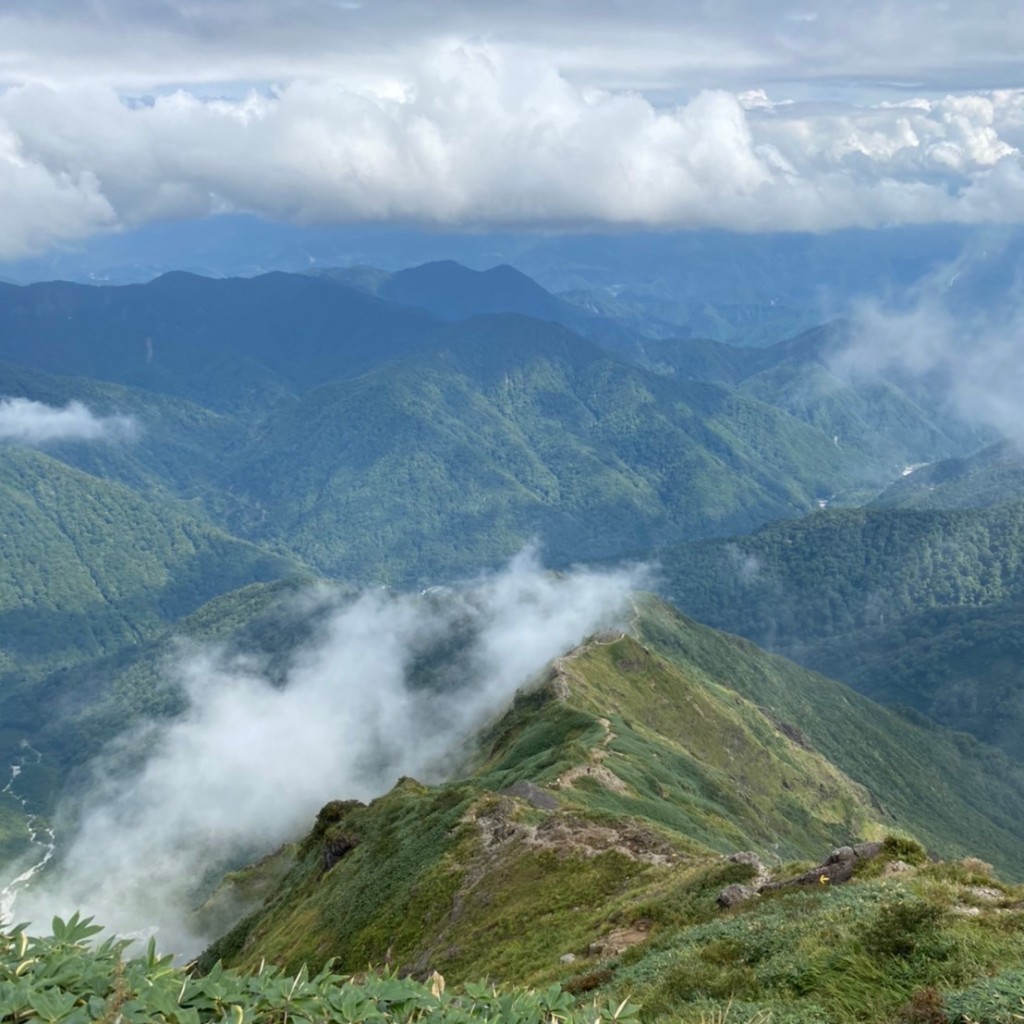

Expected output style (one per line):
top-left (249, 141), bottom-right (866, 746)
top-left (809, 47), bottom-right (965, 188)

top-left (198, 600), bottom-right (1024, 1023)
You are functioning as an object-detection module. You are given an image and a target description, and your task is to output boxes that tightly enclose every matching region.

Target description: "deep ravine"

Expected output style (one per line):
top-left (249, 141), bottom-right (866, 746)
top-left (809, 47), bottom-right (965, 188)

top-left (0, 744), bottom-right (56, 924)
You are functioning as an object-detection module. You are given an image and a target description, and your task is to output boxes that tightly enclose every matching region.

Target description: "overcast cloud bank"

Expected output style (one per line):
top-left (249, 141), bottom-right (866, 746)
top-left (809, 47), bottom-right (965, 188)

top-left (0, 397), bottom-right (137, 444)
top-left (13, 550), bottom-right (643, 955)
top-left (1, 45), bottom-right (1024, 258)
top-left (2, 1), bottom-right (1021, 96)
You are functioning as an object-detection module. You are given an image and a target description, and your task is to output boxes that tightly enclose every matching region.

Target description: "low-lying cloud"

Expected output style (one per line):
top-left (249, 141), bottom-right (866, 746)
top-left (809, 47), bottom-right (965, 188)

top-left (1, 45), bottom-right (1023, 258)
top-left (0, 397), bottom-right (137, 444)
top-left (12, 549), bottom-right (644, 955)
top-left (834, 248), bottom-right (1024, 446)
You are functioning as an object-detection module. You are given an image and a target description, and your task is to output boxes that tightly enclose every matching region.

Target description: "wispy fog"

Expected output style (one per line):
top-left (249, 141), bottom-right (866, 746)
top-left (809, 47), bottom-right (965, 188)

top-left (0, 397), bottom-right (137, 444)
top-left (835, 248), bottom-right (1024, 447)
top-left (13, 549), bottom-right (643, 955)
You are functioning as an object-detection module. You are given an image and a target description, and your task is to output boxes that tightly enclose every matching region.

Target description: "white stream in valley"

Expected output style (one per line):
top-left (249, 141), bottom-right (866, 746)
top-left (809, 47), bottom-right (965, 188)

top-left (0, 744), bottom-right (56, 925)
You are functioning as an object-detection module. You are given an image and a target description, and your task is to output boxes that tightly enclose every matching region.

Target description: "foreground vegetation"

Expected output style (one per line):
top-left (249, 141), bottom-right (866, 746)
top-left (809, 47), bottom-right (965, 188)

top-left (5, 851), bottom-right (1024, 1024)
top-left (0, 914), bottom-right (636, 1023)
top-left (617, 853), bottom-right (1024, 1023)
top-left (7, 606), bottom-right (1024, 1023)
top-left (203, 809), bottom-right (1024, 1023)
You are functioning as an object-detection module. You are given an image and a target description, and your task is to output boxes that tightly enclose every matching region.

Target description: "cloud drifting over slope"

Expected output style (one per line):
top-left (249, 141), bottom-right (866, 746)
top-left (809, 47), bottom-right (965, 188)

top-left (835, 247), bottom-right (1024, 445)
top-left (14, 550), bottom-right (643, 954)
top-left (1, 43), bottom-right (1023, 256)
top-left (0, 398), bottom-right (137, 444)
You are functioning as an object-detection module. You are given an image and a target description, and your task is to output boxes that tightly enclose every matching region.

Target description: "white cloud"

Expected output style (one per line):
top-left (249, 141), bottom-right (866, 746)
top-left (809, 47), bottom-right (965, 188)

top-left (0, 2), bottom-right (1022, 97)
top-left (12, 550), bottom-right (644, 954)
top-left (0, 46), bottom-right (1023, 255)
top-left (0, 125), bottom-right (114, 260)
top-left (833, 248), bottom-right (1024, 445)
top-left (0, 397), bottom-right (137, 444)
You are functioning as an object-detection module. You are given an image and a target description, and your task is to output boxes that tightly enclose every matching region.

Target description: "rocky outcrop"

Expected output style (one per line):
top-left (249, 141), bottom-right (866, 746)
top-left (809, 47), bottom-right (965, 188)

top-left (471, 799), bottom-right (678, 865)
top-left (323, 833), bottom-right (359, 872)
top-left (718, 884), bottom-right (759, 908)
top-left (718, 841), bottom-right (885, 907)
top-left (498, 780), bottom-right (559, 810)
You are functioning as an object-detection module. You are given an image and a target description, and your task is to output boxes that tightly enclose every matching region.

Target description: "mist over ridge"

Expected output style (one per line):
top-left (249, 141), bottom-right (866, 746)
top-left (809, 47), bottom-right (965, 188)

top-left (11, 549), bottom-right (645, 955)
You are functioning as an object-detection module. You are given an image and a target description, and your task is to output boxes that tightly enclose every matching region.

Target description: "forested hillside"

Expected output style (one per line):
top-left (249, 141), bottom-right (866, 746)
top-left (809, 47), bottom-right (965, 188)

top-left (0, 448), bottom-right (298, 681)
top-left (641, 322), bottom-right (991, 489)
top-left (658, 502), bottom-right (1024, 759)
top-left (871, 439), bottom-right (1024, 510)
top-left (218, 315), bottom-right (855, 580)
top-left (0, 275), bottom-right (888, 584)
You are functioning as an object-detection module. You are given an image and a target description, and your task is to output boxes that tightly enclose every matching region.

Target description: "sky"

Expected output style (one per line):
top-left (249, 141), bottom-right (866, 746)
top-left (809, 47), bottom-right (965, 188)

top-left (1, 1), bottom-right (1023, 259)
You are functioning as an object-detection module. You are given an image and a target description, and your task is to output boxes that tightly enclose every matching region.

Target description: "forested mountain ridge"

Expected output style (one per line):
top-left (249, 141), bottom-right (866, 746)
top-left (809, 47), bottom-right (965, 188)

top-left (657, 501), bottom-right (1024, 759)
top-left (0, 447), bottom-right (300, 680)
top-left (0, 272), bottom-right (438, 407)
top-left (641, 322), bottom-right (991, 487)
top-left (871, 439), bottom-right (1024, 509)
top-left (0, 274), bottom-right (882, 584)
top-left (218, 314), bottom-right (857, 581)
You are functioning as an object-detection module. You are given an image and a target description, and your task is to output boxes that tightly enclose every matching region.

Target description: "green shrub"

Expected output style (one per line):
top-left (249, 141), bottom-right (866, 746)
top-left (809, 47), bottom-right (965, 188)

top-left (862, 897), bottom-right (947, 960)
top-left (0, 915), bottom-right (639, 1024)
top-left (881, 835), bottom-right (929, 866)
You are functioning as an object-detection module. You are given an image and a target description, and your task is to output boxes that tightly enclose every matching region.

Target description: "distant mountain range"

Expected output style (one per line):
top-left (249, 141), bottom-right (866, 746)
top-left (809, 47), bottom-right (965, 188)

top-left (0, 266), bottom-right (1010, 762)
top-left (0, 269), bottom-right (890, 588)
top-left (6, 219), bottom-right (1024, 346)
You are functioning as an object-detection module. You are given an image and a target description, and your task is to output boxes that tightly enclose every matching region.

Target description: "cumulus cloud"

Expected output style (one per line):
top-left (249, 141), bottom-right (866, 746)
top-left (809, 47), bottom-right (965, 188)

top-left (11, 549), bottom-right (643, 955)
top-left (0, 397), bottom-right (137, 444)
top-left (1, 45), bottom-right (1023, 257)
top-left (833, 247), bottom-right (1024, 445)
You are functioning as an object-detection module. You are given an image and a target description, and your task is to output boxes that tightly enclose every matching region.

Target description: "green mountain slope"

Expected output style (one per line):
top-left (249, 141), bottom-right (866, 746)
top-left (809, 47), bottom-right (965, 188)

top-left (656, 502), bottom-right (1024, 760)
top-left (0, 447), bottom-right (298, 674)
top-left (633, 598), bottom-right (1024, 867)
top-left (202, 627), bottom-right (888, 977)
top-left (0, 272), bottom-right (438, 409)
top-left (0, 359), bottom-right (245, 503)
top-left (871, 439), bottom-right (1024, 510)
top-left (223, 316), bottom-right (854, 582)
top-left (641, 323), bottom-right (991, 491)
top-left (198, 597), bottom-right (1024, 1023)
top-left (0, 274), bottom-right (893, 585)
top-left (0, 449), bottom-right (301, 777)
